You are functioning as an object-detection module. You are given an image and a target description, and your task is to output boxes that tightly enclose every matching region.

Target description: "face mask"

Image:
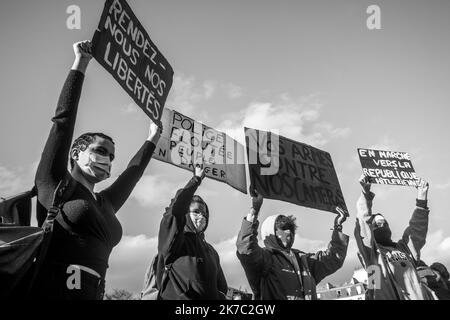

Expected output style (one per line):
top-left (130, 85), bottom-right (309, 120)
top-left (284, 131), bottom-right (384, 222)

top-left (189, 212), bottom-right (207, 232)
top-left (276, 229), bottom-right (294, 249)
top-left (373, 225), bottom-right (392, 245)
top-left (77, 151), bottom-right (111, 181)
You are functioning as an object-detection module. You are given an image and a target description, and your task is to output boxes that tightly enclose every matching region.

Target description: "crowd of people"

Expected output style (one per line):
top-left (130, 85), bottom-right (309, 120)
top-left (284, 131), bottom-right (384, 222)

top-left (2, 40), bottom-right (449, 300)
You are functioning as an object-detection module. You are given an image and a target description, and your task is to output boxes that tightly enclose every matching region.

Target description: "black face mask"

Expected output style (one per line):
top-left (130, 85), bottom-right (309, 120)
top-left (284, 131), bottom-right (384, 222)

top-left (373, 225), bottom-right (393, 245)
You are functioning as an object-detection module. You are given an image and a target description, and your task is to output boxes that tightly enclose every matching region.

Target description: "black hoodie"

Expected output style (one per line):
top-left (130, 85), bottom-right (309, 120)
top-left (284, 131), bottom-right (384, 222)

top-left (156, 176), bottom-right (228, 300)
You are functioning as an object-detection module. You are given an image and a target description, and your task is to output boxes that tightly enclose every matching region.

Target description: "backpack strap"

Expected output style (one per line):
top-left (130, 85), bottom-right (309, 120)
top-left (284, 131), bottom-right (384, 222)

top-left (26, 178), bottom-right (76, 296)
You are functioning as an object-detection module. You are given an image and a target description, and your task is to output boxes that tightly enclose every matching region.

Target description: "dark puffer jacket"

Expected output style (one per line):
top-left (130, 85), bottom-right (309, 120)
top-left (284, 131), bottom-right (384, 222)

top-left (236, 214), bottom-right (349, 300)
top-left (157, 176), bottom-right (228, 300)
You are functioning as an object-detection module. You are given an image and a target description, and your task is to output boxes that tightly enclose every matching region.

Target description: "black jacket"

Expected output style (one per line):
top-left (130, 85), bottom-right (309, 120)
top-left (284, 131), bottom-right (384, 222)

top-left (236, 214), bottom-right (349, 300)
top-left (157, 176), bottom-right (228, 300)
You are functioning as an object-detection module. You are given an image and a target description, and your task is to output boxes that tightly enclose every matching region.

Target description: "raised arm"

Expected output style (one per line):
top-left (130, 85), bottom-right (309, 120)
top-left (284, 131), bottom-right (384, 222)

top-left (307, 207), bottom-right (349, 283)
top-left (354, 174), bottom-right (378, 267)
top-left (35, 41), bottom-right (92, 209)
top-left (236, 189), bottom-right (270, 298)
top-left (101, 122), bottom-right (161, 212)
top-left (401, 178), bottom-right (430, 261)
top-left (158, 165), bottom-right (205, 260)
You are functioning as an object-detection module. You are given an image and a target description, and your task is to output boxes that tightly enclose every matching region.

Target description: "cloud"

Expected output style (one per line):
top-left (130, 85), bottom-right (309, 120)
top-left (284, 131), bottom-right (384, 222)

top-left (435, 180), bottom-right (450, 190)
top-left (0, 162), bottom-right (38, 198)
top-left (129, 175), bottom-right (182, 208)
top-left (214, 236), bottom-right (250, 291)
top-left (106, 234), bottom-right (158, 294)
top-left (421, 230), bottom-right (450, 266)
top-left (368, 135), bottom-right (399, 152)
top-left (120, 103), bottom-right (138, 114)
top-left (218, 94), bottom-right (351, 148)
top-left (129, 174), bottom-right (219, 209)
top-left (0, 165), bottom-right (25, 197)
top-left (222, 83), bottom-right (243, 99)
top-left (164, 74), bottom-right (244, 116)
top-left (165, 74), bottom-right (217, 114)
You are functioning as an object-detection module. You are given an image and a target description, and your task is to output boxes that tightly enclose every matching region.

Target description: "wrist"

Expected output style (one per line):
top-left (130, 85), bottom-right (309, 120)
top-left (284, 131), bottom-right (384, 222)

top-left (333, 224), bottom-right (343, 232)
top-left (72, 57), bottom-right (90, 74)
top-left (361, 187), bottom-right (371, 194)
top-left (147, 135), bottom-right (159, 145)
top-left (416, 199), bottom-right (428, 209)
top-left (193, 175), bottom-right (202, 184)
top-left (417, 191), bottom-right (428, 201)
top-left (246, 210), bottom-right (258, 223)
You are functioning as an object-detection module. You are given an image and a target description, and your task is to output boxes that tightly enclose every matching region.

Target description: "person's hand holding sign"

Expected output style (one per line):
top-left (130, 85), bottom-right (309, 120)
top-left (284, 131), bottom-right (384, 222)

top-left (359, 174), bottom-right (372, 194)
top-left (194, 163), bottom-right (206, 181)
top-left (415, 178), bottom-right (429, 201)
top-left (72, 40), bottom-right (93, 75)
top-left (147, 121), bottom-right (162, 145)
top-left (247, 187), bottom-right (263, 223)
top-left (334, 207), bottom-right (348, 231)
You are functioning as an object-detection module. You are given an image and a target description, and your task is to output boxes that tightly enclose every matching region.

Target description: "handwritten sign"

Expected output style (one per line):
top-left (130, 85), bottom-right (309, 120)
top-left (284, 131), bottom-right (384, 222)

top-left (246, 128), bottom-right (347, 214)
top-left (358, 148), bottom-right (417, 186)
top-left (154, 109), bottom-right (247, 194)
top-left (92, 0), bottom-right (173, 124)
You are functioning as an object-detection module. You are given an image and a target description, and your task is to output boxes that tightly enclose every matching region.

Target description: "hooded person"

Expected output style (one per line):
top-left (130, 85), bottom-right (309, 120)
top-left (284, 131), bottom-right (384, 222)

top-left (156, 164), bottom-right (228, 300)
top-left (236, 189), bottom-right (349, 300)
top-left (420, 262), bottom-right (450, 300)
top-left (354, 174), bottom-right (435, 300)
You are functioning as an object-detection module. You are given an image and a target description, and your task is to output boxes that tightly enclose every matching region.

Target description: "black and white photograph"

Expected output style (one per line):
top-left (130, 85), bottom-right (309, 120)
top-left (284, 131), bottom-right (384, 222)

top-left (1, 0), bottom-right (449, 314)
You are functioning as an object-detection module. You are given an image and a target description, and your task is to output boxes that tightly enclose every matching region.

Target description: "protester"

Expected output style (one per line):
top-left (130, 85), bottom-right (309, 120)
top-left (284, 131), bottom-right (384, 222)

top-left (33, 40), bottom-right (161, 300)
top-left (156, 164), bottom-right (228, 300)
top-left (354, 174), bottom-right (435, 300)
top-left (421, 262), bottom-right (450, 300)
top-left (236, 189), bottom-right (349, 300)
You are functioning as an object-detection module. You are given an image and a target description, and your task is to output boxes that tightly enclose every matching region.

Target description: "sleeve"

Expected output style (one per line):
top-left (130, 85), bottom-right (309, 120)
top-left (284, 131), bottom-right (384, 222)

top-left (236, 218), bottom-right (271, 297)
top-left (101, 141), bottom-right (156, 213)
top-left (35, 70), bottom-right (85, 210)
top-left (354, 191), bottom-right (378, 268)
top-left (158, 176), bottom-right (202, 261)
top-left (306, 229), bottom-right (349, 283)
top-left (400, 199), bottom-right (430, 261)
top-left (215, 252), bottom-right (228, 299)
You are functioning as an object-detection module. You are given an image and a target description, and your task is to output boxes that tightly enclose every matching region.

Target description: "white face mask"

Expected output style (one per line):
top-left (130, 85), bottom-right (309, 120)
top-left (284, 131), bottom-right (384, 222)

top-left (77, 151), bottom-right (111, 181)
top-left (189, 212), bottom-right (207, 232)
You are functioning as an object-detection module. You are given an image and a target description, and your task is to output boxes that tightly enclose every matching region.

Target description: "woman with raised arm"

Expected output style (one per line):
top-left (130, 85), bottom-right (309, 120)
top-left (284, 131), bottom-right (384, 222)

top-left (33, 41), bottom-right (161, 300)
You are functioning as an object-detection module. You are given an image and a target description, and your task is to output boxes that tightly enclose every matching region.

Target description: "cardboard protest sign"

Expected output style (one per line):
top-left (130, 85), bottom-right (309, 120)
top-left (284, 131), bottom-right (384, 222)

top-left (358, 148), bottom-right (417, 186)
top-left (92, 0), bottom-right (173, 125)
top-left (245, 128), bottom-right (347, 214)
top-left (154, 108), bottom-right (247, 194)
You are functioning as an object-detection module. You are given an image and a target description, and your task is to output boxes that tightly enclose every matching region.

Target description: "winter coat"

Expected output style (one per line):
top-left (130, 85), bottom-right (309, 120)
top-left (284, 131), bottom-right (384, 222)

top-left (236, 214), bottom-right (349, 300)
top-left (354, 191), bottom-right (435, 300)
top-left (157, 176), bottom-right (228, 300)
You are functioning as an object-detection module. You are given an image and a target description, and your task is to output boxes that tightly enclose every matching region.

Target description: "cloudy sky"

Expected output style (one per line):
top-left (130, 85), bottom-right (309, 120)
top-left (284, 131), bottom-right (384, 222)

top-left (1, 0), bottom-right (449, 295)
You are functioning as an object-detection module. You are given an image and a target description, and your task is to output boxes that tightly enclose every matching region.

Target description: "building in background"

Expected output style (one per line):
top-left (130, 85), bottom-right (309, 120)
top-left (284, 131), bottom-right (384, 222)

top-left (226, 287), bottom-right (253, 300)
top-left (317, 268), bottom-right (367, 300)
